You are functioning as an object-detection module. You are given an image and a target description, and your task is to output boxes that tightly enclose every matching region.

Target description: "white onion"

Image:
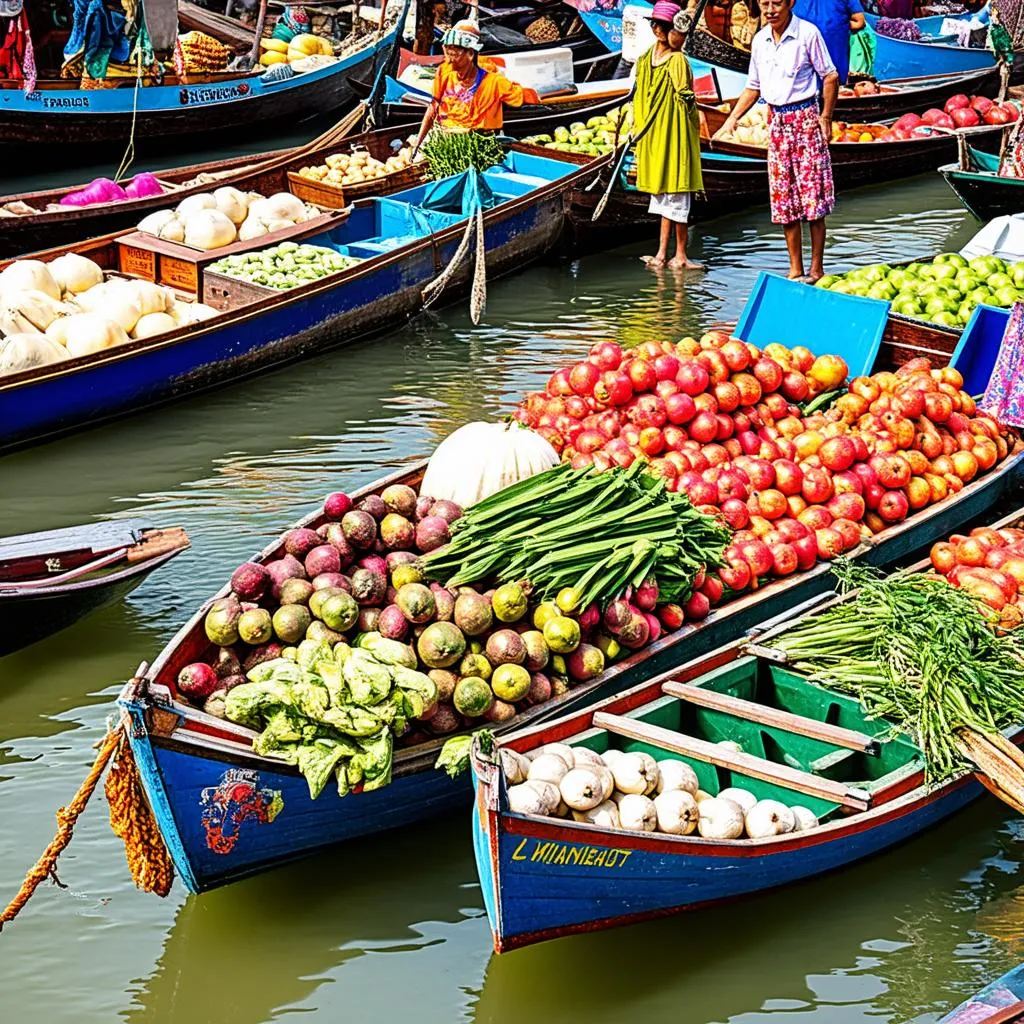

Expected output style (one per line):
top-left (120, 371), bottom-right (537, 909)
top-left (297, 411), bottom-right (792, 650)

top-left (618, 793), bottom-right (657, 832)
top-left (697, 797), bottom-right (745, 839)
top-left (559, 768), bottom-right (605, 812)
top-left (718, 787), bottom-right (757, 814)
top-left (744, 799), bottom-right (796, 839)
top-left (656, 759), bottom-right (699, 795)
top-left (527, 753), bottom-right (570, 787)
top-left (653, 789), bottom-right (699, 835)
top-left (790, 806), bottom-right (819, 832)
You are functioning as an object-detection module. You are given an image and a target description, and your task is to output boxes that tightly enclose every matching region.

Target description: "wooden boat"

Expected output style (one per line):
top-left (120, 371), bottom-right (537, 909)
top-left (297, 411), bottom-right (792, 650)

top-left (113, 347), bottom-right (1023, 892)
top-left (940, 145), bottom-right (1024, 221)
top-left (0, 109), bottom-right (378, 260)
top-left (939, 962), bottom-right (1024, 1024)
top-left (704, 119), bottom-right (1007, 191)
top-left (0, 22), bottom-right (396, 154)
top-left (470, 506), bottom-right (1024, 952)
top-left (0, 145), bottom-right (592, 453)
top-left (357, 48), bottom-right (628, 130)
top-left (0, 521), bottom-right (189, 657)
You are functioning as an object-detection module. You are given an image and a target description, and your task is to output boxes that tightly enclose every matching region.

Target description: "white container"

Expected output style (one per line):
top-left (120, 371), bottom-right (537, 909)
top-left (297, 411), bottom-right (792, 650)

top-left (622, 5), bottom-right (656, 64)
top-left (499, 46), bottom-right (574, 94)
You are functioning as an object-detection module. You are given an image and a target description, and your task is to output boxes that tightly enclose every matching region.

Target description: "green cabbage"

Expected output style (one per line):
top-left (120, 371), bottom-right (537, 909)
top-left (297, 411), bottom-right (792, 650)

top-left (342, 649), bottom-right (393, 706)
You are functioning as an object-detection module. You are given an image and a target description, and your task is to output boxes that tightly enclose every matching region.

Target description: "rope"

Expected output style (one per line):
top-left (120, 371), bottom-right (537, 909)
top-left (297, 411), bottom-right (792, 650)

top-left (0, 727), bottom-right (122, 931)
top-left (470, 204), bottom-right (486, 325)
top-left (422, 211), bottom-right (476, 307)
top-left (0, 720), bottom-right (174, 932)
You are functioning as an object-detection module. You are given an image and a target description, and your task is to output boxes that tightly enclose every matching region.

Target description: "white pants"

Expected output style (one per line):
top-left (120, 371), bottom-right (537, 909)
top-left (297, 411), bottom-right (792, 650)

top-left (648, 192), bottom-right (692, 223)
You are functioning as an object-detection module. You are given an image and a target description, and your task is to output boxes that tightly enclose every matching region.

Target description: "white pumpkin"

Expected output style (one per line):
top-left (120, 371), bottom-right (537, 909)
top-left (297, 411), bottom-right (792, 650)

top-left (60, 314), bottom-right (128, 357)
top-left (131, 311), bottom-right (177, 339)
top-left (183, 209), bottom-right (237, 251)
top-left (420, 422), bottom-right (559, 508)
top-left (137, 209), bottom-right (178, 237)
top-left (48, 253), bottom-right (104, 295)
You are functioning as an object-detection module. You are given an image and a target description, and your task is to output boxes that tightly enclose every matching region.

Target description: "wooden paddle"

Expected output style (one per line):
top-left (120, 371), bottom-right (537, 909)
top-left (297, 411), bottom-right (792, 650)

top-left (956, 729), bottom-right (1024, 816)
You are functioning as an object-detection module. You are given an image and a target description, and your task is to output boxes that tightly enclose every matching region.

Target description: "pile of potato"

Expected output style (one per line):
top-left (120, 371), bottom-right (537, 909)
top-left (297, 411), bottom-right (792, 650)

top-left (297, 146), bottom-right (421, 188)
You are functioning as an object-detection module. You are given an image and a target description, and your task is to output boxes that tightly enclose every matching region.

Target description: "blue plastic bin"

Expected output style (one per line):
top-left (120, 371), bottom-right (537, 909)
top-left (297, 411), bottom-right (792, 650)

top-left (949, 304), bottom-right (1011, 396)
top-left (734, 272), bottom-right (889, 378)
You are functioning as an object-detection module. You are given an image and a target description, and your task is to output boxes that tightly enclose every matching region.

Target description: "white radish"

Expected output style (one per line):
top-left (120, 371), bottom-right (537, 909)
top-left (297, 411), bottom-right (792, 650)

top-left (697, 797), bottom-right (745, 839)
top-left (790, 806), bottom-right (819, 832)
top-left (618, 793), bottom-right (657, 832)
top-left (656, 759), bottom-right (699, 795)
top-left (744, 799), bottom-right (796, 839)
top-left (718, 787), bottom-right (757, 813)
top-left (572, 800), bottom-right (620, 829)
top-left (528, 753), bottom-right (570, 787)
top-left (559, 768), bottom-right (605, 812)
top-left (610, 751), bottom-right (659, 795)
top-left (653, 790), bottom-right (699, 835)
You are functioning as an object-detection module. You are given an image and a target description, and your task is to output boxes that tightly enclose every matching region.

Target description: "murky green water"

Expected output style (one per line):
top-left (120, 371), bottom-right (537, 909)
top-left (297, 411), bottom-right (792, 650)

top-left (1, 147), bottom-right (1021, 1023)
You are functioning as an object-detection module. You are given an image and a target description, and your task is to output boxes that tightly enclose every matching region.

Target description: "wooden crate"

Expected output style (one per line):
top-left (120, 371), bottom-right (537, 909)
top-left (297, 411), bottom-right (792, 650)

top-left (286, 162), bottom-right (429, 209)
top-left (201, 268), bottom-right (280, 312)
top-left (116, 210), bottom-right (345, 294)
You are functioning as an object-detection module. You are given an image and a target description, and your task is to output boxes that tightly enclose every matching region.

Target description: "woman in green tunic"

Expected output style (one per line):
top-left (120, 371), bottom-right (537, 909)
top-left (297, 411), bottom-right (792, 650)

top-left (634, 5), bottom-right (704, 269)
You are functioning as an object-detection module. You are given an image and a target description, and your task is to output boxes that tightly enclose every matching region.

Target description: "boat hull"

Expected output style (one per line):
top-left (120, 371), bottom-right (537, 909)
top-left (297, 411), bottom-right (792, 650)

top-left (473, 752), bottom-right (997, 952)
top-left (940, 163), bottom-right (1024, 221)
top-left (0, 37), bottom-right (390, 154)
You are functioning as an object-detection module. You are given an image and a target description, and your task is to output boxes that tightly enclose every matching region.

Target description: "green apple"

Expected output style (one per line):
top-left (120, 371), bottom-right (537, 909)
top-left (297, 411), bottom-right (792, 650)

top-left (893, 296), bottom-right (924, 316)
top-left (930, 263), bottom-right (958, 282)
top-left (829, 280), bottom-right (854, 294)
top-left (1010, 262), bottom-right (1024, 287)
top-left (929, 310), bottom-right (960, 327)
top-left (987, 272), bottom-right (1013, 290)
top-left (867, 281), bottom-right (896, 300)
top-left (935, 252), bottom-right (968, 268)
top-left (815, 275), bottom-right (839, 289)
top-left (993, 285), bottom-right (1020, 307)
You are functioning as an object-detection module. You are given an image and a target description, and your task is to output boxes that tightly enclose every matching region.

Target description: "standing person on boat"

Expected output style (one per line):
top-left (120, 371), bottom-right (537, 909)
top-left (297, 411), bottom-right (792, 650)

top-left (713, 0), bottom-right (838, 282)
top-left (792, 0), bottom-right (865, 84)
top-left (634, 2), bottom-right (704, 270)
top-left (411, 20), bottom-right (539, 147)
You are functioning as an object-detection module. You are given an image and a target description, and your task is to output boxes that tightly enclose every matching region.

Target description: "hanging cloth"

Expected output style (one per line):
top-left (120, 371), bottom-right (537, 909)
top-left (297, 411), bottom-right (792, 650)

top-left (62, 0), bottom-right (132, 79)
top-left (980, 302), bottom-right (1024, 428)
top-left (121, 0), bottom-right (155, 67)
top-left (849, 23), bottom-right (877, 77)
top-left (0, 6), bottom-right (37, 92)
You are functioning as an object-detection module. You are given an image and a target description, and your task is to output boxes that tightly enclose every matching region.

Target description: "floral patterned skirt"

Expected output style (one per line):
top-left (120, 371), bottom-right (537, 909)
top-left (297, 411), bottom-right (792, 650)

top-left (981, 300), bottom-right (1024, 428)
top-left (767, 104), bottom-right (835, 225)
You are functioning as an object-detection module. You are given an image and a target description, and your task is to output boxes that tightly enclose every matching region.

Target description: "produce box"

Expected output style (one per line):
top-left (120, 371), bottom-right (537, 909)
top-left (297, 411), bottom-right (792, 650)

top-left (116, 211), bottom-right (345, 294)
top-left (201, 242), bottom-right (362, 311)
top-left (287, 163), bottom-right (429, 209)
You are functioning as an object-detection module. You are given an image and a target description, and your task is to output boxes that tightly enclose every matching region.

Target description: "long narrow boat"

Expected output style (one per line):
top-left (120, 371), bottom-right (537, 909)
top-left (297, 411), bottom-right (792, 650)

top-left (470, 506), bottom-right (1024, 952)
top-left (0, 25), bottom-right (395, 154)
top-left (939, 962), bottom-right (1024, 1024)
top-left (940, 145), bottom-right (1024, 221)
top-left (0, 521), bottom-right (190, 657)
top-left (114, 353), bottom-right (1023, 893)
top-left (0, 145), bottom-right (590, 453)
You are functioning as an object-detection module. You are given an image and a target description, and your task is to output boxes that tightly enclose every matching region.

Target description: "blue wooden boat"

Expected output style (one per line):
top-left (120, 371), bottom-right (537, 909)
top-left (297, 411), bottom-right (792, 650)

top-left (0, 146), bottom-right (591, 454)
top-left (0, 26), bottom-right (395, 153)
top-left (115, 335), bottom-right (1023, 894)
top-left (865, 13), bottom-right (996, 81)
top-left (0, 520), bottom-right (189, 657)
top-left (940, 962), bottom-right (1024, 1023)
top-left (941, 146), bottom-right (1024, 221)
top-left (469, 508), bottom-right (1024, 952)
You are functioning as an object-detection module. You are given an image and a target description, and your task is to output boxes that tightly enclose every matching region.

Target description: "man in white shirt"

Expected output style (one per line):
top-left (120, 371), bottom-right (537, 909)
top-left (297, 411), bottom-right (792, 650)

top-left (714, 0), bottom-right (839, 283)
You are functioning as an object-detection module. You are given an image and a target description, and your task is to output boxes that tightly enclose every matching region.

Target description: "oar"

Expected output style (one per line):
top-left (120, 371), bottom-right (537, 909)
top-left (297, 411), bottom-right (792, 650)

top-left (956, 729), bottom-right (1024, 816)
top-left (591, 79), bottom-right (669, 222)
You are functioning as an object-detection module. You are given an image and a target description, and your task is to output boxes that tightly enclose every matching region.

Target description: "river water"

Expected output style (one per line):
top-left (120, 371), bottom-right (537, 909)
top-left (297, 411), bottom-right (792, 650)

top-left (1, 137), bottom-right (1022, 1024)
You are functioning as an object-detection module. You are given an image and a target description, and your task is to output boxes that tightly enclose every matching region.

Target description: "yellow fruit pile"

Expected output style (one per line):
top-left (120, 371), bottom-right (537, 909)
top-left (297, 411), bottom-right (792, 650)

top-left (259, 33), bottom-right (333, 67)
top-left (298, 146), bottom-right (419, 187)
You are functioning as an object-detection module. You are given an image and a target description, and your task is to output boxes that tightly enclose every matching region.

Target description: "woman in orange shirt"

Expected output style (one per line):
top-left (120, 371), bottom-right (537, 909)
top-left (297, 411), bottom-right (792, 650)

top-left (412, 20), bottom-right (538, 148)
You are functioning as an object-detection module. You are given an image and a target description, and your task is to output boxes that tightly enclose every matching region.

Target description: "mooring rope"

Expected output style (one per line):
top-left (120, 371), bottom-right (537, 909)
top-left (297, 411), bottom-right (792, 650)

top-left (0, 721), bottom-right (173, 932)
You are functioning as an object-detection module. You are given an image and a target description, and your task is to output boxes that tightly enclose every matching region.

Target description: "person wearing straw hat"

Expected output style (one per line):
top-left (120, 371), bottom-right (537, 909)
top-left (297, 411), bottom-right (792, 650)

top-left (411, 20), bottom-right (539, 150)
top-left (634, 2), bottom-right (704, 269)
top-left (713, 0), bottom-right (838, 283)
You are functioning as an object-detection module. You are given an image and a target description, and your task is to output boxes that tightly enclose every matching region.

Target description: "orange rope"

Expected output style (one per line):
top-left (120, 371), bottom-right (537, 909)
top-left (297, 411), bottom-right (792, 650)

top-left (0, 727), bottom-right (122, 931)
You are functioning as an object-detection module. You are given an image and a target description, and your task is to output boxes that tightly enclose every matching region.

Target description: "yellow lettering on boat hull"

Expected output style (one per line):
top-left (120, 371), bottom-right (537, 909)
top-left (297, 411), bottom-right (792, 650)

top-left (510, 839), bottom-right (632, 869)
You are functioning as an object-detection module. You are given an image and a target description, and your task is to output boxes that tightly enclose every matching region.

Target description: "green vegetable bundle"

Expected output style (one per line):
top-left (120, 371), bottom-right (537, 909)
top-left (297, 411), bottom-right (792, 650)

top-left (225, 634), bottom-right (437, 799)
top-left (422, 130), bottom-right (506, 179)
top-left (768, 560), bottom-right (1024, 783)
top-left (421, 462), bottom-right (731, 611)
top-left (208, 241), bottom-right (361, 291)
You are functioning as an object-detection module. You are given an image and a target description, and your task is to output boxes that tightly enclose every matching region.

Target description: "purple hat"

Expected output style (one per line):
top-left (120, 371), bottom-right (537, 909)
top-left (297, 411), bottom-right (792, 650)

top-left (648, 0), bottom-right (682, 22)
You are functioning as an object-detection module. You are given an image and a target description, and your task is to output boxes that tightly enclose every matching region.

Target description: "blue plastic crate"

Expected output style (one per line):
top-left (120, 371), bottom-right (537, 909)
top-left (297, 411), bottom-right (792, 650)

top-left (734, 272), bottom-right (889, 378)
top-left (949, 304), bottom-right (1011, 396)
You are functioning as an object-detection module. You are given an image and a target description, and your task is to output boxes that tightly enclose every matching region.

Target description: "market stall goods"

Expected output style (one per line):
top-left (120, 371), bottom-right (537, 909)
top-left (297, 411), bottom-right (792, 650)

top-left (207, 244), bottom-right (362, 290)
top-left (296, 146), bottom-right (420, 188)
top-left (513, 337), bottom-right (1014, 598)
top-left (521, 107), bottom-right (632, 157)
top-left (817, 252), bottom-right (1024, 327)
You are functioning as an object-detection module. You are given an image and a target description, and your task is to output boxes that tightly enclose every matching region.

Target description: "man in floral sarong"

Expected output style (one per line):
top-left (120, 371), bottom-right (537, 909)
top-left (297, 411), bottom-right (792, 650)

top-left (714, 0), bottom-right (839, 282)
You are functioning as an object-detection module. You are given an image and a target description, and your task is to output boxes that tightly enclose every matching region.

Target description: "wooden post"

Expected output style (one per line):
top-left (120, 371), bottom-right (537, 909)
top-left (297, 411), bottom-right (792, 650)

top-left (248, 0), bottom-right (271, 66)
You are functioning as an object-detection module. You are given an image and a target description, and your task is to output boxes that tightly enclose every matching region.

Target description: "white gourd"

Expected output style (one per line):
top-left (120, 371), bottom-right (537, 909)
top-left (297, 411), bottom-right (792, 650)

top-left (528, 743), bottom-right (574, 770)
top-left (137, 210), bottom-right (178, 236)
top-left (0, 260), bottom-right (61, 301)
top-left (656, 759), bottom-right (699, 796)
top-left (527, 753), bottom-right (570, 787)
top-left (610, 751), bottom-right (658, 795)
top-left (558, 768), bottom-right (605, 812)
top-left (420, 422), bottom-right (559, 508)
top-left (214, 186), bottom-right (250, 226)
top-left (61, 315), bottom-right (128, 357)
top-left (76, 282), bottom-right (142, 333)
top-left (523, 779), bottom-right (560, 814)
top-left (508, 783), bottom-right (547, 816)
top-left (790, 806), bottom-right (819, 832)
top-left (718, 787), bottom-right (757, 814)
top-left (131, 312), bottom-right (177, 339)
top-left (499, 748), bottom-right (530, 786)
top-left (744, 800), bottom-right (796, 839)
top-left (569, 747), bottom-right (605, 770)
top-left (263, 218), bottom-right (294, 234)
top-left (127, 280), bottom-right (170, 317)
top-left (572, 800), bottom-right (621, 829)
top-left (618, 793), bottom-right (657, 832)
top-left (183, 209), bottom-right (237, 251)
top-left (48, 253), bottom-right (103, 294)
top-left (185, 303), bottom-right (220, 322)
top-left (176, 193), bottom-right (217, 219)
top-left (697, 797), bottom-right (745, 839)
top-left (238, 214), bottom-right (269, 241)
top-left (159, 218), bottom-right (186, 243)
top-left (653, 789), bottom-right (699, 835)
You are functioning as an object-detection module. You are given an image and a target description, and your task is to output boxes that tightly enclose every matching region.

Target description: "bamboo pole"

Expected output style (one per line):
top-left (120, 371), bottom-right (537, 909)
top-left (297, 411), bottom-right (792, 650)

top-left (248, 0), bottom-right (271, 66)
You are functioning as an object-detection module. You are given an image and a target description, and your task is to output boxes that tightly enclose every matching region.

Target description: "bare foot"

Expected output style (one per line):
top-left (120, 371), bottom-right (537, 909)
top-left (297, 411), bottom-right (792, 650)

top-left (787, 271), bottom-right (808, 281)
top-left (669, 257), bottom-right (704, 270)
top-left (806, 271), bottom-right (825, 284)
top-left (642, 255), bottom-right (667, 267)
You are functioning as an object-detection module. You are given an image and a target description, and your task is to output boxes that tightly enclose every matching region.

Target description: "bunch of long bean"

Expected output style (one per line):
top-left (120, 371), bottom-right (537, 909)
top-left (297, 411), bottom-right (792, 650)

top-left (769, 560), bottom-right (1024, 783)
top-left (421, 462), bottom-right (731, 609)
top-left (422, 131), bottom-right (506, 179)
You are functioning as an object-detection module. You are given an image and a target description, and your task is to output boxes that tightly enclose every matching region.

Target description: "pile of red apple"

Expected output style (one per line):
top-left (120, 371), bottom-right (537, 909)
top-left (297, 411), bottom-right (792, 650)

top-left (930, 523), bottom-right (1024, 630)
top-left (887, 93), bottom-right (1020, 139)
top-left (513, 334), bottom-right (1014, 597)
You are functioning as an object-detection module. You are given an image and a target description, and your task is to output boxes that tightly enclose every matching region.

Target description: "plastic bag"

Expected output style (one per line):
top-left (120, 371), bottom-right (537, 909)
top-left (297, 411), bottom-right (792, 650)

top-left (0, 332), bottom-right (69, 376)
